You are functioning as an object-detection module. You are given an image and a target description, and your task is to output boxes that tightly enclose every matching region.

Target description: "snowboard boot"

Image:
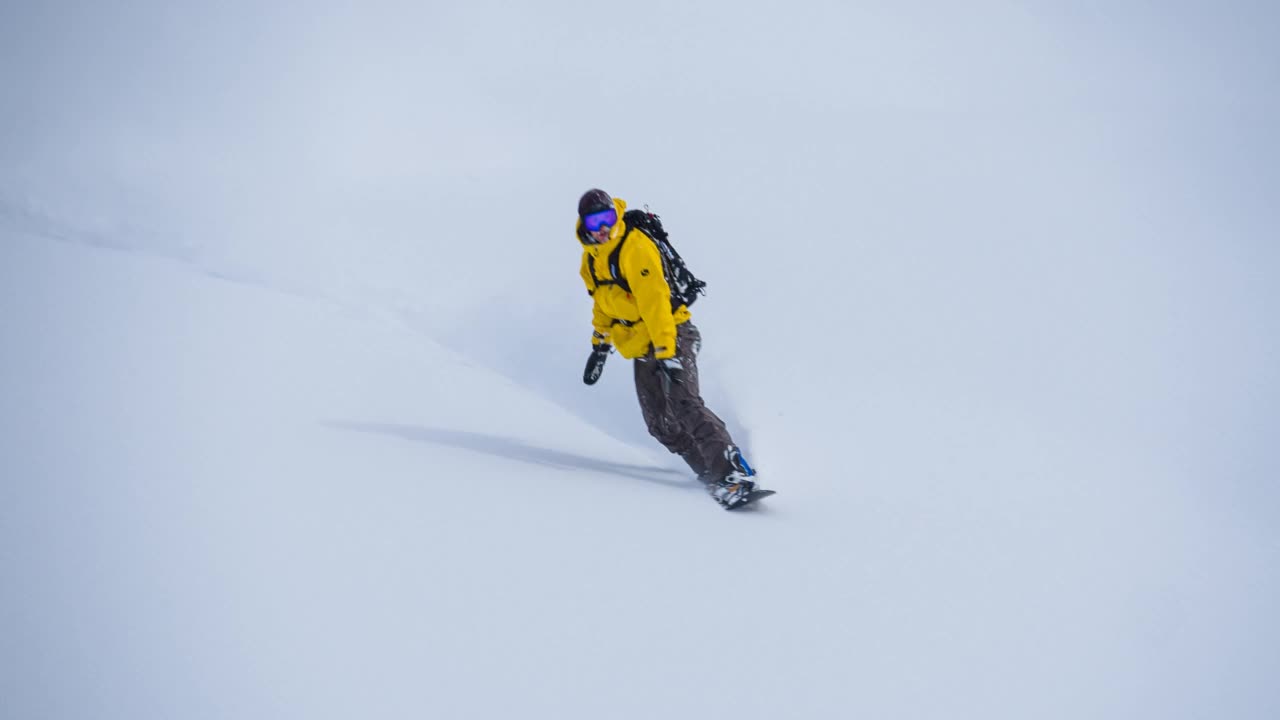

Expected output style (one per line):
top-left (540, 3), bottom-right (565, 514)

top-left (707, 471), bottom-right (757, 509)
top-left (706, 446), bottom-right (762, 508)
top-left (726, 445), bottom-right (756, 478)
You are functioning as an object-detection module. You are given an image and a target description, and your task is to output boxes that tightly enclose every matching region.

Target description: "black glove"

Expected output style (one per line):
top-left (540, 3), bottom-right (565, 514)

top-left (583, 343), bottom-right (611, 385)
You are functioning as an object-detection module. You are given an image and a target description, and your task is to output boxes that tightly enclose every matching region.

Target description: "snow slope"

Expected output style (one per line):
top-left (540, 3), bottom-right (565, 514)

top-left (4, 215), bottom-right (1277, 719)
top-left (3, 2), bottom-right (1279, 719)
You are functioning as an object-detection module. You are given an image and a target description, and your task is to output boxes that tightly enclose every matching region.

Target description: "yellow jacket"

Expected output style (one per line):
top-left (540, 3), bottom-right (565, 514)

top-left (578, 197), bottom-right (691, 359)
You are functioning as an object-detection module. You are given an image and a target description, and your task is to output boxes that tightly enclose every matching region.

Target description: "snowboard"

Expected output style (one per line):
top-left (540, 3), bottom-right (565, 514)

top-left (724, 488), bottom-right (776, 511)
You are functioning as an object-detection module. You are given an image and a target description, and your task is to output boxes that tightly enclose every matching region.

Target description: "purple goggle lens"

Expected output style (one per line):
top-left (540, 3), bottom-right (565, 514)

top-left (582, 208), bottom-right (617, 232)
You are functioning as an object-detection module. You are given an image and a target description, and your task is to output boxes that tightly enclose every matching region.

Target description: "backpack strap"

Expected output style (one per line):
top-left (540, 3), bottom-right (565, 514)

top-left (607, 237), bottom-right (630, 293)
top-left (586, 234), bottom-right (633, 294)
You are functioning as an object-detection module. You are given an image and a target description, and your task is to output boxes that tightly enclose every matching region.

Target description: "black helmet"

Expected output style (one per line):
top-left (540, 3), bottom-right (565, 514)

top-left (578, 188), bottom-right (613, 217)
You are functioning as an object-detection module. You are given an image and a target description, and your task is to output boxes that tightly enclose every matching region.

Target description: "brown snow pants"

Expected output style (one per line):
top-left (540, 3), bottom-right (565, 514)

top-left (634, 322), bottom-right (737, 480)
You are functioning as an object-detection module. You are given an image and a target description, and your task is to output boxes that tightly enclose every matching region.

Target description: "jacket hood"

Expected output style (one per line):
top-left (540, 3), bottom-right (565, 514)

top-left (577, 196), bottom-right (628, 249)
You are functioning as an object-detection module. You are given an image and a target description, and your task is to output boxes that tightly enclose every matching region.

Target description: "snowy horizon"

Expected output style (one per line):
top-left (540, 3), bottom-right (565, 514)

top-left (3, 2), bottom-right (1278, 718)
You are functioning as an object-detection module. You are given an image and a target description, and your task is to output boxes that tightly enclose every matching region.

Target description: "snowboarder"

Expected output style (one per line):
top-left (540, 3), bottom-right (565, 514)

top-left (575, 188), bottom-right (767, 509)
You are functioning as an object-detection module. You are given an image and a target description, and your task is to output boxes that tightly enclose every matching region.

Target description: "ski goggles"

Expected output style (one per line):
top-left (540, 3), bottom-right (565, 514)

top-left (581, 208), bottom-right (618, 233)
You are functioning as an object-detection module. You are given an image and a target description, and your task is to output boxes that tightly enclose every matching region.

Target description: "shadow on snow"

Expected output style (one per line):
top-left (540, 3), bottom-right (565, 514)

top-left (325, 421), bottom-right (693, 489)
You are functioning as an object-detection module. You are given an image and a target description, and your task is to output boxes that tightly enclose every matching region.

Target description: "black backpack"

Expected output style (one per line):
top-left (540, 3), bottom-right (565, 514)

top-left (587, 208), bottom-right (707, 310)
